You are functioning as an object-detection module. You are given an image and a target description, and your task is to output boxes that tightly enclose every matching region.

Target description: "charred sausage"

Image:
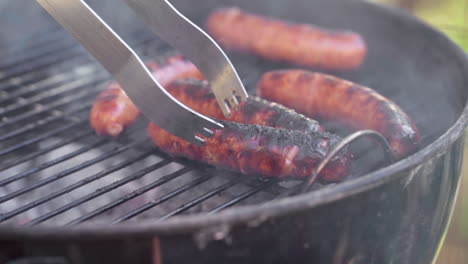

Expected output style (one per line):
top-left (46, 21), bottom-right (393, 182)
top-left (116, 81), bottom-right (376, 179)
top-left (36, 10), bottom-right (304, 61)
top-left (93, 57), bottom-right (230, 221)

top-left (148, 121), bottom-right (351, 182)
top-left (257, 70), bottom-right (421, 159)
top-left (206, 7), bottom-right (367, 70)
top-left (89, 55), bottom-right (204, 136)
top-left (168, 79), bottom-right (323, 133)
top-left (149, 81), bottom-right (350, 182)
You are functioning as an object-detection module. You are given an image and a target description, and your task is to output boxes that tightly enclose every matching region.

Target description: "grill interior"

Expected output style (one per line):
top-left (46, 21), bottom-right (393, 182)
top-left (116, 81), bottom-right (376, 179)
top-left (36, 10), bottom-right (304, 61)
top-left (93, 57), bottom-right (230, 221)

top-left (0, 0), bottom-right (437, 226)
top-left (1, 26), bottom-right (344, 226)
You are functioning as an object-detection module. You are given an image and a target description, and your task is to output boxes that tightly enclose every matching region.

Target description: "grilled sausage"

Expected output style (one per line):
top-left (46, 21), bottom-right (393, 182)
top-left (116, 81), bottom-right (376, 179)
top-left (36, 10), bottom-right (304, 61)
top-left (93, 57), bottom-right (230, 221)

top-left (257, 70), bottom-right (421, 159)
top-left (90, 55), bottom-right (204, 136)
top-left (89, 83), bottom-right (141, 136)
top-left (148, 121), bottom-right (352, 182)
top-left (147, 55), bottom-right (204, 85)
top-left (168, 79), bottom-right (323, 133)
top-left (206, 7), bottom-right (367, 70)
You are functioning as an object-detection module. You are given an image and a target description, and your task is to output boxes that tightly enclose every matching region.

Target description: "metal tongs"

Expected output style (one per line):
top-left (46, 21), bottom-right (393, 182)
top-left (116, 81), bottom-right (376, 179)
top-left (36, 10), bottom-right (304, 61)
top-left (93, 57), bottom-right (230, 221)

top-left (36, 0), bottom-right (248, 145)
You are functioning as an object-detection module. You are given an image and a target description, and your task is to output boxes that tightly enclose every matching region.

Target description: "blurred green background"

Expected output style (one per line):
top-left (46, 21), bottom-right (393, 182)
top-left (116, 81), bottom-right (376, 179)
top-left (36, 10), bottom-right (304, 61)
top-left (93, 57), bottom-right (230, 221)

top-left (373, 0), bottom-right (467, 262)
top-left (373, 0), bottom-right (467, 51)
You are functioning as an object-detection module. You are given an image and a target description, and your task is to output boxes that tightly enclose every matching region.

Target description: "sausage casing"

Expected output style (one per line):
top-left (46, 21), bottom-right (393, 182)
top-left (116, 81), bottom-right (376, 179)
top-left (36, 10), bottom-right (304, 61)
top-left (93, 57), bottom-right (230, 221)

top-left (206, 7), bottom-right (367, 70)
top-left (168, 80), bottom-right (323, 133)
top-left (148, 121), bottom-right (351, 182)
top-left (89, 83), bottom-right (141, 136)
top-left (257, 70), bottom-right (421, 159)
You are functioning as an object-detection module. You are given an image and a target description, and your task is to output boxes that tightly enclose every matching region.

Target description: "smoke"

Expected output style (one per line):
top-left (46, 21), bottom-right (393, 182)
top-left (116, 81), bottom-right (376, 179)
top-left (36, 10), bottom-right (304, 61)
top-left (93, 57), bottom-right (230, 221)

top-left (0, 0), bottom-right (146, 57)
top-left (0, 1), bottom-right (54, 56)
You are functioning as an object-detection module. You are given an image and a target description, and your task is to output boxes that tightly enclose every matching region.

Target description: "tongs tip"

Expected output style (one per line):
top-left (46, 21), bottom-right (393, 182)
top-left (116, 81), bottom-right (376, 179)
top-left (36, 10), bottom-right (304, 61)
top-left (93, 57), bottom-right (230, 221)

top-left (124, 0), bottom-right (249, 118)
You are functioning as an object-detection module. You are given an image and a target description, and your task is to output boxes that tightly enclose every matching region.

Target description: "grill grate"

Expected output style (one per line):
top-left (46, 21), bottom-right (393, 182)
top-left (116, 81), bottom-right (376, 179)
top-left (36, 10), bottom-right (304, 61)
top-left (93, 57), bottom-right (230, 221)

top-left (0, 27), bottom-right (306, 226)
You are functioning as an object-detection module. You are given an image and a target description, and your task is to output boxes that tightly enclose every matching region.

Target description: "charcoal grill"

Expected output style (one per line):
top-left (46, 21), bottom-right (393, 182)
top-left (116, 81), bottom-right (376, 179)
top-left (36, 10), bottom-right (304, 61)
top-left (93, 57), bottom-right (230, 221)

top-left (1, 0), bottom-right (468, 263)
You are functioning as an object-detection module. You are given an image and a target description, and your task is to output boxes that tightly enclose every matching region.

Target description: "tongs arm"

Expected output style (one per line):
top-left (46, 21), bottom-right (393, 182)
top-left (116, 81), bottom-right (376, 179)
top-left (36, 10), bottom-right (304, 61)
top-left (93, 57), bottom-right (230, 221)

top-left (36, 0), bottom-right (223, 146)
top-left (123, 0), bottom-right (249, 117)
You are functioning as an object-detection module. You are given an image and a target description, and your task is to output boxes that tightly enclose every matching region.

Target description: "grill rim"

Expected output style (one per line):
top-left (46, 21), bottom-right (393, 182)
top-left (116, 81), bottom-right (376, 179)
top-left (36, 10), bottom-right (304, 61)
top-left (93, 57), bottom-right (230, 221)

top-left (0, 0), bottom-right (467, 238)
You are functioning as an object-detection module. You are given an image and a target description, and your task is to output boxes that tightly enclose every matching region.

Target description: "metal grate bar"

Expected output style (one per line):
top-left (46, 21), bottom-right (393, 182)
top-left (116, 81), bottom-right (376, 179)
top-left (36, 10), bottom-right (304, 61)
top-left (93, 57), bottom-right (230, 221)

top-left (27, 159), bottom-right (174, 225)
top-left (0, 120), bottom-right (87, 158)
top-left (209, 180), bottom-right (278, 214)
top-left (0, 130), bottom-right (94, 172)
top-left (0, 139), bottom-right (149, 205)
top-left (0, 103), bottom-right (91, 143)
top-left (269, 184), bottom-right (303, 204)
top-left (0, 38), bottom-right (78, 73)
top-left (0, 73), bottom-right (107, 116)
top-left (0, 31), bottom-right (155, 92)
top-left (0, 63), bottom-right (92, 105)
top-left (112, 174), bottom-right (214, 224)
top-left (0, 24), bottom-right (298, 225)
top-left (0, 150), bottom-right (154, 222)
top-left (0, 48), bottom-right (84, 85)
top-left (0, 57), bottom-right (85, 94)
top-left (0, 27), bottom-right (61, 58)
top-left (0, 140), bottom-right (107, 187)
top-left (0, 60), bottom-right (95, 106)
top-left (0, 86), bottom-right (102, 129)
top-left (158, 177), bottom-right (244, 221)
top-left (67, 167), bottom-right (193, 225)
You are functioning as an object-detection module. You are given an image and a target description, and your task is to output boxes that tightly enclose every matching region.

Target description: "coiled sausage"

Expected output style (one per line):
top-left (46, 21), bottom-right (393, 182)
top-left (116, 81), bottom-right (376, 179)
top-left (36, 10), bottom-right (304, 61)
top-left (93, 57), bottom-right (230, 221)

top-left (257, 70), bottom-right (421, 159)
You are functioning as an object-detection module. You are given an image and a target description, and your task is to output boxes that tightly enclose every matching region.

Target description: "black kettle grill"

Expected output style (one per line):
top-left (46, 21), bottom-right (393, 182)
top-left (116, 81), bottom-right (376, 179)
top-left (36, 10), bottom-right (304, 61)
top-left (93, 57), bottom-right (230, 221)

top-left (0, 0), bottom-right (467, 263)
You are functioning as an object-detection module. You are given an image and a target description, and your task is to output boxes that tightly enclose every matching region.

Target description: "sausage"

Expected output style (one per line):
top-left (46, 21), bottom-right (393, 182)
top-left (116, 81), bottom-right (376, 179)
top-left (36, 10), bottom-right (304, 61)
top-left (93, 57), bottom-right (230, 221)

top-left (89, 55), bottom-right (204, 136)
top-left (257, 70), bottom-right (421, 159)
top-left (148, 121), bottom-right (352, 182)
top-left (168, 79), bottom-right (323, 133)
top-left (89, 83), bottom-right (141, 136)
top-left (206, 7), bottom-right (367, 70)
top-left (147, 55), bottom-right (204, 85)
top-left (148, 80), bottom-right (351, 182)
